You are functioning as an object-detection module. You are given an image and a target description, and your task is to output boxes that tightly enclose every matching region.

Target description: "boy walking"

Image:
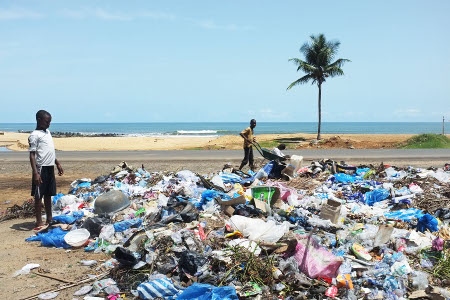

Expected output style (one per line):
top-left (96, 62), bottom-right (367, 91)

top-left (29, 110), bottom-right (63, 228)
top-left (239, 119), bottom-right (257, 171)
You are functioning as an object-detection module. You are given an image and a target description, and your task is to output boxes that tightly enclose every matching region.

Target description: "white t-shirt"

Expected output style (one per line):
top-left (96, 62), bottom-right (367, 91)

top-left (28, 129), bottom-right (56, 168)
top-left (272, 147), bottom-right (285, 157)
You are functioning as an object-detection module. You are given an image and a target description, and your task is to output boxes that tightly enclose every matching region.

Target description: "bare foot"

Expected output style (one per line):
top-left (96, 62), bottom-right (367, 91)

top-left (33, 224), bottom-right (49, 232)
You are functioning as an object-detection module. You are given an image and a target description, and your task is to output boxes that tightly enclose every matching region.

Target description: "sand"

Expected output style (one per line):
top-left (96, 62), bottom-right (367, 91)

top-left (0, 131), bottom-right (416, 151)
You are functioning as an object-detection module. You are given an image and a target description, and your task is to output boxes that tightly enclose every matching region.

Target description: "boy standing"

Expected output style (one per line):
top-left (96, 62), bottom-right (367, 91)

top-left (29, 110), bottom-right (63, 228)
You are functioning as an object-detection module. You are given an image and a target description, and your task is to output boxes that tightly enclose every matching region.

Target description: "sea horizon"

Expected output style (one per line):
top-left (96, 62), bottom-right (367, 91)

top-left (0, 122), bottom-right (446, 137)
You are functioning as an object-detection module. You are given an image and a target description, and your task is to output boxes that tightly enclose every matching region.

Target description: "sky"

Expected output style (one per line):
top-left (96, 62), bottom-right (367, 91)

top-left (1, 1), bottom-right (449, 123)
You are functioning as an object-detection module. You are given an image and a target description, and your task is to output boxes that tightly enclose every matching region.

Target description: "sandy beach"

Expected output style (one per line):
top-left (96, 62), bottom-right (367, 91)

top-left (0, 131), bottom-right (417, 151)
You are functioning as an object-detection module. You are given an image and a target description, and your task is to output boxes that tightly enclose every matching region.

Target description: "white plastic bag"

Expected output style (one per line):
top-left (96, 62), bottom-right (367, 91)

top-left (99, 224), bottom-right (115, 241)
top-left (228, 215), bottom-right (290, 243)
top-left (13, 263), bottom-right (40, 277)
top-left (228, 238), bottom-right (262, 255)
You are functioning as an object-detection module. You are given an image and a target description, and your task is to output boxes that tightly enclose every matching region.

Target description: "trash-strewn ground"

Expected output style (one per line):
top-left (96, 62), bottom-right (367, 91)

top-left (1, 156), bottom-right (450, 299)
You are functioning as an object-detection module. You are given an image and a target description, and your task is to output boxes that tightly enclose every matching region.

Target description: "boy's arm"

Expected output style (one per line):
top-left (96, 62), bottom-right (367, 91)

top-left (55, 158), bottom-right (64, 176)
top-left (29, 151), bottom-right (41, 185)
top-left (240, 128), bottom-right (254, 144)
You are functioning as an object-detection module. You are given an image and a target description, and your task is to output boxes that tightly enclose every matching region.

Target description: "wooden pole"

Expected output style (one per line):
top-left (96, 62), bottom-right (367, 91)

top-left (31, 271), bottom-right (75, 284)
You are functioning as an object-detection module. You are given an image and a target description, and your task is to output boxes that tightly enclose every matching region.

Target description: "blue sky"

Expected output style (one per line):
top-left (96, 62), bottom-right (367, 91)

top-left (1, 1), bottom-right (449, 123)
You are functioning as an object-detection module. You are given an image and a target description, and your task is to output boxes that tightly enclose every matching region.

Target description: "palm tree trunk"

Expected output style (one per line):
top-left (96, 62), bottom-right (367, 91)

top-left (317, 83), bottom-right (322, 140)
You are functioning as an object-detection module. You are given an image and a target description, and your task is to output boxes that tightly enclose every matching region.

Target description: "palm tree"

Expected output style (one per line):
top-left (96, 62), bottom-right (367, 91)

top-left (287, 34), bottom-right (350, 140)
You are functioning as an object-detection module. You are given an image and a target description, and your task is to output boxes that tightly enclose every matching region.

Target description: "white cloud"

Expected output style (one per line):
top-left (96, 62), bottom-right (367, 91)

top-left (0, 8), bottom-right (43, 20)
top-left (93, 8), bottom-right (132, 21)
top-left (394, 108), bottom-right (421, 116)
top-left (187, 18), bottom-right (252, 31)
top-left (255, 108), bottom-right (292, 121)
top-left (60, 8), bottom-right (175, 21)
top-left (138, 11), bottom-right (176, 21)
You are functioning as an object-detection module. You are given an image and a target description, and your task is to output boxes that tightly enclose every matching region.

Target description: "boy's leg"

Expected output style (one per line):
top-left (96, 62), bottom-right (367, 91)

top-left (249, 147), bottom-right (255, 171)
top-left (34, 194), bottom-right (44, 226)
top-left (239, 147), bottom-right (250, 170)
top-left (43, 195), bottom-right (52, 224)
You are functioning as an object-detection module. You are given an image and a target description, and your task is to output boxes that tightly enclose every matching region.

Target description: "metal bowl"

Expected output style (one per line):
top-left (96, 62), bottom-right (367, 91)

top-left (94, 190), bottom-right (130, 215)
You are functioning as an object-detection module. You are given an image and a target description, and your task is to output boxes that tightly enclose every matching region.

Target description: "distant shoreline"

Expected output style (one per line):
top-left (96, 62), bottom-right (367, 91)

top-left (1, 121), bottom-right (446, 136)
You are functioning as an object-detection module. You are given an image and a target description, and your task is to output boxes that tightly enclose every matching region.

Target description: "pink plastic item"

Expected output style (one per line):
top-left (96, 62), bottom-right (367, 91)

top-left (293, 234), bottom-right (343, 279)
top-left (325, 286), bottom-right (338, 298)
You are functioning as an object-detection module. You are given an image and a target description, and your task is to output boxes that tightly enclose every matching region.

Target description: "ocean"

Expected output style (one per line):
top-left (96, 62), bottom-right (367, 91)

top-left (0, 122), bottom-right (446, 137)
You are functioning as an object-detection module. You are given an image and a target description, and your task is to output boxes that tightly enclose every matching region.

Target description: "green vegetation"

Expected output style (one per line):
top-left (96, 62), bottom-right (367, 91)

top-left (400, 134), bottom-right (450, 149)
top-left (287, 34), bottom-right (350, 140)
top-left (257, 140), bottom-right (279, 149)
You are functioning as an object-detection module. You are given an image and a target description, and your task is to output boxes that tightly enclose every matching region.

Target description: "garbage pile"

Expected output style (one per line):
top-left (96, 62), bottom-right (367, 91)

top-left (21, 160), bottom-right (450, 299)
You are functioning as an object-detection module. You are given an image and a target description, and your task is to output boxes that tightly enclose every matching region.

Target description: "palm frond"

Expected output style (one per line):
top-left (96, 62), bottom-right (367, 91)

top-left (287, 74), bottom-right (313, 90)
top-left (328, 58), bottom-right (351, 69)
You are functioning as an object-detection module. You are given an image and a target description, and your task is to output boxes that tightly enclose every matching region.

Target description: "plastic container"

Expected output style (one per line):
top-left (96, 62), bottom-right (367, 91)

top-left (320, 199), bottom-right (342, 224)
top-left (251, 186), bottom-right (279, 205)
top-left (64, 228), bottom-right (90, 247)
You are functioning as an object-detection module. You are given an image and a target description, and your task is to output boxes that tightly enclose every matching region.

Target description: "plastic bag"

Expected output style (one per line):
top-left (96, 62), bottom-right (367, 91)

top-left (294, 234), bottom-right (343, 279)
top-left (81, 217), bottom-right (107, 238)
top-left (228, 238), bottom-right (261, 256)
top-left (114, 247), bottom-right (139, 266)
top-left (113, 218), bottom-right (142, 232)
top-left (73, 285), bottom-right (93, 296)
top-left (411, 271), bottom-right (429, 290)
top-left (137, 276), bottom-right (183, 300)
top-left (179, 251), bottom-right (207, 276)
top-left (228, 215), bottom-right (290, 243)
top-left (177, 283), bottom-right (238, 300)
top-left (364, 189), bottom-right (390, 206)
top-left (37, 292), bottom-right (59, 299)
top-left (26, 227), bottom-right (70, 248)
top-left (211, 175), bottom-right (225, 189)
top-left (417, 214), bottom-right (438, 233)
top-left (99, 224), bottom-right (115, 241)
top-left (333, 173), bottom-right (356, 183)
top-left (52, 210), bottom-right (84, 224)
top-left (13, 263), bottom-right (40, 277)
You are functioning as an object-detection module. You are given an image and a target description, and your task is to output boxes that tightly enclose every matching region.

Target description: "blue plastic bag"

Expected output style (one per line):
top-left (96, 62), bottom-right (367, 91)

top-left (137, 276), bottom-right (183, 300)
top-left (364, 189), bottom-right (390, 206)
top-left (52, 193), bottom-right (64, 205)
top-left (220, 173), bottom-right (242, 184)
top-left (333, 173), bottom-right (356, 183)
top-left (384, 208), bottom-right (423, 221)
top-left (200, 190), bottom-right (231, 209)
top-left (417, 214), bottom-right (438, 233)
top-left (53, 211), bottom-right (84, 224)
top-left (26, 227), bottom-right (70, 248)
top-left (113, 218), bottom-right (142, 232)
top-left (177, 283), bottom-right (239, 300)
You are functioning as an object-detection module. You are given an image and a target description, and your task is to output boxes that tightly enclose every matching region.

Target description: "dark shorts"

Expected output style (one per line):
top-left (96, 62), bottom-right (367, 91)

top-left (31, 166), bottom-right (56, 197)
